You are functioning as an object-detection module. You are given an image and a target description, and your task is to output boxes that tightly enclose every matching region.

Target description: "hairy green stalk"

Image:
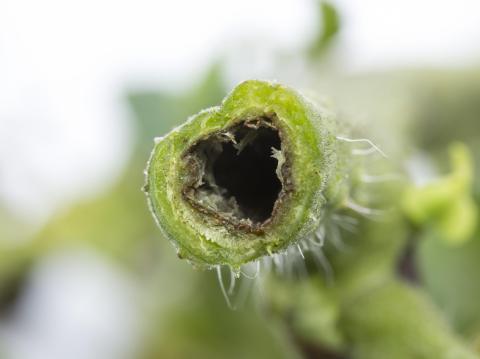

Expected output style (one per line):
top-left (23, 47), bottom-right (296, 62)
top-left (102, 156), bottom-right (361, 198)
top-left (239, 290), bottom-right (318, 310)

top-left (145, 80), bottom-right (365, 270)
top-left (145, 78), bottom-right (480, 358)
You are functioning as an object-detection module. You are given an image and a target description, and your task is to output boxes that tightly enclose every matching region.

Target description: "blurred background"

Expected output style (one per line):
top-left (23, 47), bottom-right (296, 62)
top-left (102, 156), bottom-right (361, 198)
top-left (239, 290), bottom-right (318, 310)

top-left (1, 0), bottom-right (480, 358)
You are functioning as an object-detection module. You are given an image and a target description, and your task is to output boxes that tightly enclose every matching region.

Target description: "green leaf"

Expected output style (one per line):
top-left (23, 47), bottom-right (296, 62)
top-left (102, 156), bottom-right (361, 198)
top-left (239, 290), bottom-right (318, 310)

top-left (308, 1), bottom-right (341, 60)
top-left (403, 143), bottom-right (478, 245)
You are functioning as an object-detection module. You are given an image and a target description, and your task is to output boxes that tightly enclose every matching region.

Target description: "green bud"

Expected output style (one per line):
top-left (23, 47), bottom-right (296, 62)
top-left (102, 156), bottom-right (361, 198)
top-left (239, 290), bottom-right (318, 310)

top-left (403, 143), bottom-right (478, 245)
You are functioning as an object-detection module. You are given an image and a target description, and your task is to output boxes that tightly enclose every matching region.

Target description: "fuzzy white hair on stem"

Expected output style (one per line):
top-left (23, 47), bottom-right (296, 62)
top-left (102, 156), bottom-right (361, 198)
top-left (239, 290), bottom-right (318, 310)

top-left (336, 135), bottom-right (388, 158)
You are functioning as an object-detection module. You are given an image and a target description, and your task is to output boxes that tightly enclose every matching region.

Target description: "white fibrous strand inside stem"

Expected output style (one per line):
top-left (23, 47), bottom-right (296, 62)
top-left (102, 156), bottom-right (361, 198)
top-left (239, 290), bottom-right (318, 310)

top-left (185, 118), bottom-right (285, 226)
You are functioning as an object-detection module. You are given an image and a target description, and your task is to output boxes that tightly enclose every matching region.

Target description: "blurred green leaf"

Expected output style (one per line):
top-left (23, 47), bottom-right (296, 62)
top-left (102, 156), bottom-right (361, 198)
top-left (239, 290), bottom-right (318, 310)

top-left (403, 143), bottom-right (478, 245)
top-left (308, 1), bottom-right (341, 60)
top-left (419, 230), bottom-right (480, 337)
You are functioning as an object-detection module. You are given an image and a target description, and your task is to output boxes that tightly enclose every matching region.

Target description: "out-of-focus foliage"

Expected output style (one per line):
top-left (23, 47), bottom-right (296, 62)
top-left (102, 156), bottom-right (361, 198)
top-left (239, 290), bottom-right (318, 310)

top-left (419, 231), bottom-right (480, 339)
top-left (403, 143), bottom-right (477, 245)
top-left (308, 1), bottom-right (341, 60)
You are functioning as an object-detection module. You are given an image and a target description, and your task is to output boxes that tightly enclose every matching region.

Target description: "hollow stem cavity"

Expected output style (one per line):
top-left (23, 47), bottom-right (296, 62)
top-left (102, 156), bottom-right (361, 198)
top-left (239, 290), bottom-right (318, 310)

top-left (183, 116), bottom-right (288, 231)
